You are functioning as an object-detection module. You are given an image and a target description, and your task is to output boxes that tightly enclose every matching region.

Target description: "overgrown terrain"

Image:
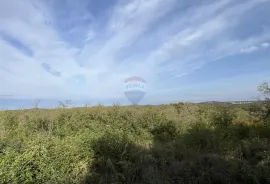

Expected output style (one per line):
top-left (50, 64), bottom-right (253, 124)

top-left (1, 84), bottom-right (270, 184)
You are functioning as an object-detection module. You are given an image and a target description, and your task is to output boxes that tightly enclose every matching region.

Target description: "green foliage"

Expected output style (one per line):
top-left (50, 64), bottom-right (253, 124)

top-left (0, 146), bottom-right (53, 184)
top-left (247, 82), bottom-right (270, 123)
top-left (150, 121), bottom-right (178, 142)
top-left (209, 106), bottom-right (235, 127)
top-left (0, 99), bottom-right (270, 184)
top-left (1, 111), bottom-right (19, 131)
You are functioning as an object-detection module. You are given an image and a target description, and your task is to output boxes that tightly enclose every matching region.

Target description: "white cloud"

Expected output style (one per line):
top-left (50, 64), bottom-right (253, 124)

top-left (261, 42), bottom-right (269, 48)
top-left (240, 45), bottom-right (258, 53)
top-left (0, 0), bottom-right (269, 103)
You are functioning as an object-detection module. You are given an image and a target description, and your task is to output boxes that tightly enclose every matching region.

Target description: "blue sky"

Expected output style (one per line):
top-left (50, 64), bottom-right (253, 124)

top-left (0, 0), bottom-right (270, 109)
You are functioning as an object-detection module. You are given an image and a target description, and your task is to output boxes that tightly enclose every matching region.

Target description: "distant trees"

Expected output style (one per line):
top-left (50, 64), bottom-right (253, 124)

top-left (58, 100), bottom-right (72, 108)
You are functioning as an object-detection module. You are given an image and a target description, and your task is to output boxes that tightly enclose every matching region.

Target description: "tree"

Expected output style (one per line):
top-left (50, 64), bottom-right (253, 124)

top-left (249, 82), bottom-right (270, 123)
top-left (258, 82), bottom-right (270, 100)
top-left (58, 100), bottom-right (72, 108)
top-left (34, 99), bottom-right (41, 109)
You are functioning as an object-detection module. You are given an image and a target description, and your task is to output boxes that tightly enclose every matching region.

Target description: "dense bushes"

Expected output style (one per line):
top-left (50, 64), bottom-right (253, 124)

top-left (0, 102), bottom-right (270, 184)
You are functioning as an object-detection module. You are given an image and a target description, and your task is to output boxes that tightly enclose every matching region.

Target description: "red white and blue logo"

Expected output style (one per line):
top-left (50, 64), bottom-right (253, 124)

top-left (124, 76), bottom-right (146, 105)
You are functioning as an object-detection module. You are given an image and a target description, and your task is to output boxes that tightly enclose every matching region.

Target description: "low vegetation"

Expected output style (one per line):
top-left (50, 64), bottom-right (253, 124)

top-left (0, 83), bottom-right (270, 184)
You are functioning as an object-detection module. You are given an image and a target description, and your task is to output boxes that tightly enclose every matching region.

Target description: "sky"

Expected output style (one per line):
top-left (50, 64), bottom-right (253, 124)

top-left (0, 0), bottom-right (270, 109)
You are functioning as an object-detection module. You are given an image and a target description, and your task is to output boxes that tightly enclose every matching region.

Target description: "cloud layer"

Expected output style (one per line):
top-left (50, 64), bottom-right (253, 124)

top-left (0, 0), bottom-right (270, 108)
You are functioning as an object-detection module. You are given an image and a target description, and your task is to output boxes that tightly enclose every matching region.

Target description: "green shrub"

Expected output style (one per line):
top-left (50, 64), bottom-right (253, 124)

top-left (1, 100), bottom-right (270, 184)
top-left (209, 106), bottom-right (235, 127)
top-left (1, 112), bottom-right (19, 131)
top-left (150, 121), bottom-right (178, 142)
top-left (0, 146), bottom-right (54, 184)
top-left (86, 133), bottom-right (152, 184)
